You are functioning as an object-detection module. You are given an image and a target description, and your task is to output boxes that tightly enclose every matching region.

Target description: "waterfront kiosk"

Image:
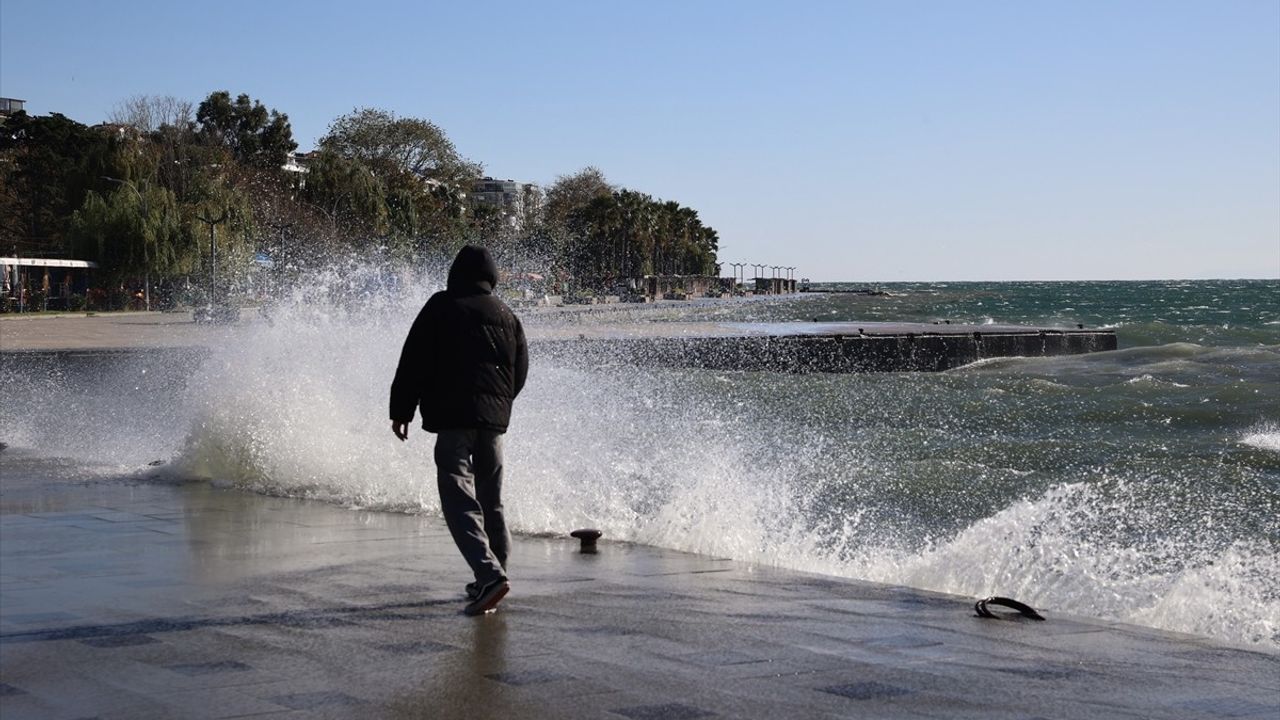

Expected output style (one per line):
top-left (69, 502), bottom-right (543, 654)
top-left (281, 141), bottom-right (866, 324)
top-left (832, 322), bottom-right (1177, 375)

top-left (0, 257), bottom-right (98, 312)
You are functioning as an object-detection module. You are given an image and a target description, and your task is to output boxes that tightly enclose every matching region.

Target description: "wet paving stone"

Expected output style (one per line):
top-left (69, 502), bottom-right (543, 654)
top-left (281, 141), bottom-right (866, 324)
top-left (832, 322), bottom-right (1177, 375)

top-left (271, 614), bottom-right (358, 629)
top-left (611, 702), bottom-right (716, 719)
top-left (676, 650), bottom-right (768, 666)
top-left (79, 634), bottom-right (160, 648)
top-left (114, 578), bottom-right (182, 588)
top-left (269, 690), bottom-right (367, 710)
top-left (861, 633), bottom-right (944, 649)
top-left (377, 639), bottom-right (458, 654)
top-left (165, 660), bottom-right (253, 676)
top-left (990, 664), bottom-right (1088, 680)
top-left (566, 625), bottom-right (642, 637)
top-left (818, 681), bottom-right (913, 700)
top-left (486, 669), bottom-right (573, 686)
top-left (1179, 697), bottom-right (1278, 718)
top-left (1, 611), bottom-right (79, 625)
top-left (23, 513), bottom-right (107, 522)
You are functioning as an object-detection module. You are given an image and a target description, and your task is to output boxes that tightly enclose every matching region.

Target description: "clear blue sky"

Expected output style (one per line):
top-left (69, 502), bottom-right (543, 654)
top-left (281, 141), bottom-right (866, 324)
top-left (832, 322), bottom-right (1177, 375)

top-left (3, 0), bottom-right (1277, 281)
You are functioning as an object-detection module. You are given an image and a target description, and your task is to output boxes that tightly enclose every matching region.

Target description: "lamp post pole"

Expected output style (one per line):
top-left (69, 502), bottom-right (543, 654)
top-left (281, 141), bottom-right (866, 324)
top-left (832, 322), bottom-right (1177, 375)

top-left (102, 176), bottom-right (150, 310)
top-left (266, 221), bottom-right (292, 248)
top-left (195, 210), bottom-right (229, 318)
top-left (14, 246), bottom-right (22, 313)
top-left (264, 220), bottom-right (291, 299)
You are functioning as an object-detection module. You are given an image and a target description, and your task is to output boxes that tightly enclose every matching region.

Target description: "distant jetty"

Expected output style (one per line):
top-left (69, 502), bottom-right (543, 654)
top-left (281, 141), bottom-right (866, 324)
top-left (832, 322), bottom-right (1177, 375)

top-left (533, 321), bottom-right (1118, 373)
top-left (796, 278), bottom-right (889, 296)
top-left (0, 311), bottom-right (1118, 374)
top-left (798, 287), bottom-right (891, 296)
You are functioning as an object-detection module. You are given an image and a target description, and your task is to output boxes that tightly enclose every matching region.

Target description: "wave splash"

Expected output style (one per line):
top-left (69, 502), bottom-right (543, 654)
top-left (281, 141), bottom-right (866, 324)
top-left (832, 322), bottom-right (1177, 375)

top-left (162, 287), bottom-right (1278, 647)
top-left (1240, 423), bottom-right (1280, 454)
top-left (172, 264), bottom-right (440, 509)
top-left (841, 482), bottom-right (1279, 647)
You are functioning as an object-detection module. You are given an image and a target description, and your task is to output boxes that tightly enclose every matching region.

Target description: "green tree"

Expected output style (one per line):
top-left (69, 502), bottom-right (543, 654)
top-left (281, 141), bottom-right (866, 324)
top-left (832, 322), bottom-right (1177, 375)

top-left (195, 91), bottom-right (297, 170)
top-left (530, 167), bottom-right (613, 279)
top-left (300, 150), bottom-right (389, 238)
top-left (316, 107), bottom-right (483, 257)
top-left (0, 111), bottom-right (121, 256)
top-left (543, 166), bottom-right (612, 230)
top-left (69, 183), bottom-right (195, 287)
top-left (558, 188), bottom-right (720, 287)
top-left (184, 175), bottom-right (258, 298)
top-left (319, 108), bottom-right (480, 185)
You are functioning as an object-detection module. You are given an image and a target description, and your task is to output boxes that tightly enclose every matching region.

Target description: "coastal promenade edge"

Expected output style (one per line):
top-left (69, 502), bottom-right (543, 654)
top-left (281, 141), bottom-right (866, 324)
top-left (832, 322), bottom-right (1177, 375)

top-left (0, 459), bottom-right (1276, 720)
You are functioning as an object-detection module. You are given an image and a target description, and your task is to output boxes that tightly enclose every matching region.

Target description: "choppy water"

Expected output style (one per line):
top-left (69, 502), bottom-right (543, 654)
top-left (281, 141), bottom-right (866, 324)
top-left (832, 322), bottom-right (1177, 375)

top-left (2, 276), bottom-right (1278, 648)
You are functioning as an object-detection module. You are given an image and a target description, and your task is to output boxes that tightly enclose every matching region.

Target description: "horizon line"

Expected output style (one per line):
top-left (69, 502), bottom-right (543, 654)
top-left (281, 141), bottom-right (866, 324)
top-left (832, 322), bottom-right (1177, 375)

top-left (800, 276), bottom-right (1279, 283)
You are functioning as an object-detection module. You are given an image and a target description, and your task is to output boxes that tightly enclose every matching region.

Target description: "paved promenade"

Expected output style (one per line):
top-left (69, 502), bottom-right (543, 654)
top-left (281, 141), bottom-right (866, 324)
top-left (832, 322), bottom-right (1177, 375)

top-left (0, 311), bottom-right (237, 351)
top-left (1, 453), bottom-right (1277, 720)
top-left (0, 305), bottom-right (752, 352)
top-left (0, 309), bottom-right (684, 352)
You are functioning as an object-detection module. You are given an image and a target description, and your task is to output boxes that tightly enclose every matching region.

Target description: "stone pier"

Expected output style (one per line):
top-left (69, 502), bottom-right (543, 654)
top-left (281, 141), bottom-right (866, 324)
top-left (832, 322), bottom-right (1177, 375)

top-left (533, 321), bottom-right (1118, 373)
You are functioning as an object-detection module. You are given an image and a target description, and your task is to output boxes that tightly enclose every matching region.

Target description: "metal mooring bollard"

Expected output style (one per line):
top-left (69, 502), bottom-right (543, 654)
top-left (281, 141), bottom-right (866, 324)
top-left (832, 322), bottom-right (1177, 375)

top-left (570, 528), bottom-right (602, 553)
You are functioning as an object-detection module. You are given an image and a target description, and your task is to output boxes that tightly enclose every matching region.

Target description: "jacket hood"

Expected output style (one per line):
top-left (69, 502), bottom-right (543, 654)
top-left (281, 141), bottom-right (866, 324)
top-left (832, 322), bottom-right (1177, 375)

top-left (446, 245), bottom-right (498, 294)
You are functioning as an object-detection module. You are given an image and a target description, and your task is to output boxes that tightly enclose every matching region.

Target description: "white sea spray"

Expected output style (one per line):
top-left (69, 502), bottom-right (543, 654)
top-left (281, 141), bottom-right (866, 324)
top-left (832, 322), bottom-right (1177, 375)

top-left (1240, 422), bottom-right (1280, 453)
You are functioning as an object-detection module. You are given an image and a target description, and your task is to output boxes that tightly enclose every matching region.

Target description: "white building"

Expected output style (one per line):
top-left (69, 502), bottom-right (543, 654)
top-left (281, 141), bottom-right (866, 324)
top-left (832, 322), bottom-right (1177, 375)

top-left (470, 177), bottom-right (540, 229)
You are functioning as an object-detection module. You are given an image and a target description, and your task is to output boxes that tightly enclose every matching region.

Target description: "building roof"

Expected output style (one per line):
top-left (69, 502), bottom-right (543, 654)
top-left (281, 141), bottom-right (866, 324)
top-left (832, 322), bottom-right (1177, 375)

top-left (0, 257), bottom-right (99, 268)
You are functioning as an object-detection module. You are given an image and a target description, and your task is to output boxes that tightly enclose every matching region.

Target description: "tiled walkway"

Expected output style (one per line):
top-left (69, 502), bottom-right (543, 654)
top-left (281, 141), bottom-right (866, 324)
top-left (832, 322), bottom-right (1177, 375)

top-left (1, 457), bottom-right (1277, 719)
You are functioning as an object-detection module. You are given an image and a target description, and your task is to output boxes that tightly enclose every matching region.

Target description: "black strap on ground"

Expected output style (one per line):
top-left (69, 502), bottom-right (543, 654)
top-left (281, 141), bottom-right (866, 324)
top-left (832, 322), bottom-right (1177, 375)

top-left (975, 596), bottom-right (1046, 621)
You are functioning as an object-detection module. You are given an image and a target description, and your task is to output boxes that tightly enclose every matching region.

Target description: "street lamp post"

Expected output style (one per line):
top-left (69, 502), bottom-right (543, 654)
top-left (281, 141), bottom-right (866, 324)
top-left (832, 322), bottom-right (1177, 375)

top-left (102, 176), bottom-right (151, 311)
top-left (266, 221), bottom-right (293, 248)
top-left (195, 210), bottom-right (229, 320)
top-left (264, 220), bottom-right (291, 299)
top-left (13, 246), bottom-right (22, 313)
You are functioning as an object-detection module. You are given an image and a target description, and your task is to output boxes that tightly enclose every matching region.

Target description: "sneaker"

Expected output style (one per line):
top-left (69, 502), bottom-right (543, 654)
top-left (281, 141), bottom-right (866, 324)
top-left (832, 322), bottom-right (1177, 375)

top-left (464, 579), bottom-right (509, 616)
top-left (465, 581), bottom-right (480, 601)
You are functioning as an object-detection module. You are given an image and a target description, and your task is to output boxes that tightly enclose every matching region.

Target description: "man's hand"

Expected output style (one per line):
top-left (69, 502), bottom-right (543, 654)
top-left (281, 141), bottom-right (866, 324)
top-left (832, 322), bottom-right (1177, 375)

top-left (391, 420), bottom-right (409, 442)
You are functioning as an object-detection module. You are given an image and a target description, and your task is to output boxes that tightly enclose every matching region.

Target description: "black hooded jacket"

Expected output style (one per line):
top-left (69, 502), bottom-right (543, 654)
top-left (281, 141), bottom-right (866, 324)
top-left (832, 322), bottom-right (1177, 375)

top-left (389, 246), bottom-right (528, 433)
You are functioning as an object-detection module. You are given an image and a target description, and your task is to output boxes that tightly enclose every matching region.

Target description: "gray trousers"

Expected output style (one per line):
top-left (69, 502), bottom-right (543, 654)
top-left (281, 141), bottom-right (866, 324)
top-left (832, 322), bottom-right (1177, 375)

top-left (434, 429), bottom-right (509, 585)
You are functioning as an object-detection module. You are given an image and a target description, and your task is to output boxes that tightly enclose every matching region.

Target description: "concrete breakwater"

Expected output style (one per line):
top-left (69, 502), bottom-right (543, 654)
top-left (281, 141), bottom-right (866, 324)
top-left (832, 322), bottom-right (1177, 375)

top-left (532, 321), bottom-right (1118, 372)
top-left (0, 313), bottom-right (1116, 373)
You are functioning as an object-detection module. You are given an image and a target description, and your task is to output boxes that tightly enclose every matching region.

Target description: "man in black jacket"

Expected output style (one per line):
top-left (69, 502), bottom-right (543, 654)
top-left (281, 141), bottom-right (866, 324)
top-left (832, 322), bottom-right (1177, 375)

top-left (390, 245), bottom-right (528, 616)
